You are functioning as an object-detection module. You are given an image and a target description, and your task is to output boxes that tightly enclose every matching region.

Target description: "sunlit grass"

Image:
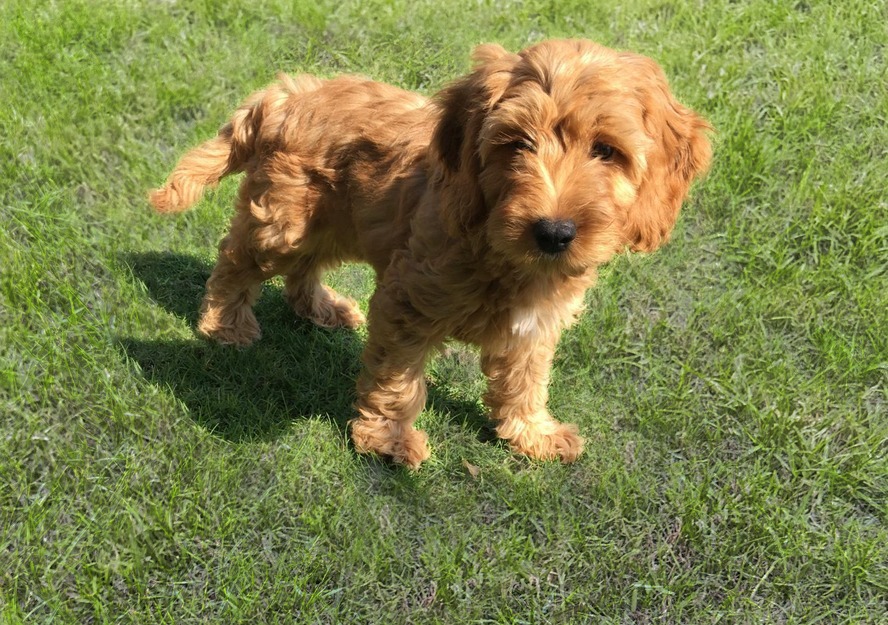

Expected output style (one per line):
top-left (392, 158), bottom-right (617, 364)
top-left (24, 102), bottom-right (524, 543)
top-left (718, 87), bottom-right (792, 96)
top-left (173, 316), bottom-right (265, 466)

top-left (1, 0), bottom-right (885, 622)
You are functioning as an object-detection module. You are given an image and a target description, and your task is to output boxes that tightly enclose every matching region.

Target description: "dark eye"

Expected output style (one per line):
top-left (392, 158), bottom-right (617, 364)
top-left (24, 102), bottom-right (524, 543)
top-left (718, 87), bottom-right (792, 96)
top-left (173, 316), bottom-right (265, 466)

top-left (592, 142), bottom-right (616, 160)
top-left (507, 138), bottom-right (536, 153)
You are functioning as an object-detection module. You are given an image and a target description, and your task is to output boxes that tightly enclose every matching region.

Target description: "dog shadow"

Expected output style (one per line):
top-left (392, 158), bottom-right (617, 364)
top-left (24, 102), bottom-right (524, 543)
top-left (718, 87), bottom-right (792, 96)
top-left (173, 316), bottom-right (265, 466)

top-left (120, 251), bottom-right (490, 444)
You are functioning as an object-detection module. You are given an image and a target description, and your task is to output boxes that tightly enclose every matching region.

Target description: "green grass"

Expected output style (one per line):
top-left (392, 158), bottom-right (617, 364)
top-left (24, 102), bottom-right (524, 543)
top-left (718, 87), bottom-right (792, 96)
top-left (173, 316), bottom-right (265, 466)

top-left (1, 0), bottom-right (886, 622)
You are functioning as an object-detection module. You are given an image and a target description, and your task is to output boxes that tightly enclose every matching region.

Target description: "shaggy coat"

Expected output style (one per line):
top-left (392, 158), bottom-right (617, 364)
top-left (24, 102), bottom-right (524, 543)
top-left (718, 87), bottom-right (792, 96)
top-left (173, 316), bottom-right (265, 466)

top-left (150, 39), bottom-right (711, 468)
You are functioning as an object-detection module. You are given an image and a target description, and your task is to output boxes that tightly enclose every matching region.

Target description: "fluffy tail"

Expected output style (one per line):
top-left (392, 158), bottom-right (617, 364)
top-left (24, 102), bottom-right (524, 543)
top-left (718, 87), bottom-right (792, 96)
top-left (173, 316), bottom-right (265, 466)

top-left (149, 107), bottom-right (254, 213)
top-left (149, 74), bottom-right (320, 213)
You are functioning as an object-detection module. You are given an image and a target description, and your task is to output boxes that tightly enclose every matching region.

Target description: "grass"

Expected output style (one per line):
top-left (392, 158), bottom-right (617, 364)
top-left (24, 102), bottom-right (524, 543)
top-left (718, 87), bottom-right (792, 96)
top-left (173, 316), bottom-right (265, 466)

top-left (1, 0), bottom-right (886, 622)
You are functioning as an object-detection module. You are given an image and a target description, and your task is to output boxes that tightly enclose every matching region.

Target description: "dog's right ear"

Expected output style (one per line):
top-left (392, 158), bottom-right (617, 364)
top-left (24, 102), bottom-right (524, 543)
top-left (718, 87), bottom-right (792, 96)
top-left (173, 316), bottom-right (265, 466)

top-left (432, 44), bottom-right (516, 173)
top-left (431, 44), bottom-right (518, 233)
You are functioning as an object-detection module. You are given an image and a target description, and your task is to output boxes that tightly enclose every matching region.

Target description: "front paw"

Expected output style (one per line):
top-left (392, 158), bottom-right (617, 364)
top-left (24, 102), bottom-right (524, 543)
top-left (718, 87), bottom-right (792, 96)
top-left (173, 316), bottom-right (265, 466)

top-left (350, 418), bottom-right (431, 470)
top-left (197, 304), bottom-right (261, 346)
top-left (501, 419), bottom-right (585, 463)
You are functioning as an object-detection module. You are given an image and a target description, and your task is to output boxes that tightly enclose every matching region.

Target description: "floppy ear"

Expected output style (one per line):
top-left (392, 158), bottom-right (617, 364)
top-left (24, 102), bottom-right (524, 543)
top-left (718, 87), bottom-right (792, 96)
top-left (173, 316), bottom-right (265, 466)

top-left (431, 44), bottom-right (518, 233)
top-left (625, 90), bottom-right (712, 253)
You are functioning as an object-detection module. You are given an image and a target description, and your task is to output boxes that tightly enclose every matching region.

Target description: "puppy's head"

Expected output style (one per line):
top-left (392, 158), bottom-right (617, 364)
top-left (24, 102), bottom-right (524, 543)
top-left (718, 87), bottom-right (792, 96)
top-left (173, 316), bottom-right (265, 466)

top-left (432, 39), bottom-right (711, 274)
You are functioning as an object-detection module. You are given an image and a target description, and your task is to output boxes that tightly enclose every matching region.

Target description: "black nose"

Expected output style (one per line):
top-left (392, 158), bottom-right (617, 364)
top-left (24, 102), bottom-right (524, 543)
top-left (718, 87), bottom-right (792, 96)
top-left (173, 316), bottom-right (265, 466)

top-left (533, 218), bottom-right (577, 254)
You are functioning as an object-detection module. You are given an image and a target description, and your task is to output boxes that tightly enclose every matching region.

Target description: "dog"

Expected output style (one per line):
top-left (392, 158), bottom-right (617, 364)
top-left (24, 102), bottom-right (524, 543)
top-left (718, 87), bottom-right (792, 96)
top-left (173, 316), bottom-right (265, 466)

top-left (149, 39), bottom-right (711, 469)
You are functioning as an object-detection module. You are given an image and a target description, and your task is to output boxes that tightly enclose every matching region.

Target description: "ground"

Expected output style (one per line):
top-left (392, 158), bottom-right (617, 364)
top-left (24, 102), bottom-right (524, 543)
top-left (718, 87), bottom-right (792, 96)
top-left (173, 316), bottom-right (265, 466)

top-left (1, 0), bottom-right (886, 623)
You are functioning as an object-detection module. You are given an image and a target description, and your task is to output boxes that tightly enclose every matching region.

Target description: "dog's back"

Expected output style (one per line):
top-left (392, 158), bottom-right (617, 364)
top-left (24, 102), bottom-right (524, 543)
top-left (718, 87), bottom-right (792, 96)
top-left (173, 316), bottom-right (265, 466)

top-left (271, 76), bottom-right (435, 270)
top-left (151, 74), bottom-right (436, 273)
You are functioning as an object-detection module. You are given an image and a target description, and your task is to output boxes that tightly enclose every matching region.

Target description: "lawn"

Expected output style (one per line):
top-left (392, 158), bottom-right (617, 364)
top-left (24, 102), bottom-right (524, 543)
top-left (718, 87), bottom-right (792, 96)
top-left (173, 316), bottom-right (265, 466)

top-left (1, 0), bottom-right (886, 623)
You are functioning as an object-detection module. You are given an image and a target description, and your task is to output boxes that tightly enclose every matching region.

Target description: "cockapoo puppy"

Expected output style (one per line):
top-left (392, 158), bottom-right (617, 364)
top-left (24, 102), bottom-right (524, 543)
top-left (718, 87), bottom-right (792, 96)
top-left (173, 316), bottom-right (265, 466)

top-left (150, 39), bottom-right (711, 468)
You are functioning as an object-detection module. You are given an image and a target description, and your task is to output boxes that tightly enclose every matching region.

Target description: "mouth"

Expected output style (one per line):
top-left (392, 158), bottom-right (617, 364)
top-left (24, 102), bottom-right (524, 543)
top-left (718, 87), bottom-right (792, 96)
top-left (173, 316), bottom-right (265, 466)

top-left (527, 246), bottom-right (589, 278)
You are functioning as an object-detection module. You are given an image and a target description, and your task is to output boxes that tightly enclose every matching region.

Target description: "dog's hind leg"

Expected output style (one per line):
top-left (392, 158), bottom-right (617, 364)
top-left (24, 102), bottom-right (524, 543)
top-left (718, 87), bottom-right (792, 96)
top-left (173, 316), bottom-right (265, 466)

top-left (197, 211), bottom-right (268, 346)
top-left (283, 256), bottom-right (366, 329)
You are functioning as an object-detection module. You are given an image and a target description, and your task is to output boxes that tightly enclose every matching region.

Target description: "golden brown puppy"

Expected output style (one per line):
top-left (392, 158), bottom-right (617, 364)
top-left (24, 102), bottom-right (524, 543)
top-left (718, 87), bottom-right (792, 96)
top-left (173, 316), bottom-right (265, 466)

top-left (150, 39), bottom-right (711, 468)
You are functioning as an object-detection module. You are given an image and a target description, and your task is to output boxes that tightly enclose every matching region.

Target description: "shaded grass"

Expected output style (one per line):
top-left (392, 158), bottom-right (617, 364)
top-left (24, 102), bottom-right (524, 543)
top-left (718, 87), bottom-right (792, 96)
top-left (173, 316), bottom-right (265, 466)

top-left (1, 0), bottom-right (886, 623)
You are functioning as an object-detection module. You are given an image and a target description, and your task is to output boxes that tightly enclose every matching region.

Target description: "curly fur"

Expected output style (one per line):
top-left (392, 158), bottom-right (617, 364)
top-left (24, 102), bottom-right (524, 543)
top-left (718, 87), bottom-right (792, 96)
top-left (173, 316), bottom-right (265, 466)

top-left (150, 39), bottom-right (711, 468)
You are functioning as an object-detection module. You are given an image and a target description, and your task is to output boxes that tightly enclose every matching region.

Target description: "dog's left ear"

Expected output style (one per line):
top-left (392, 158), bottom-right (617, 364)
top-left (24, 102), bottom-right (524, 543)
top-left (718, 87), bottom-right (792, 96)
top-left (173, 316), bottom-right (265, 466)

top-left (625, 83), bottom-right (712, 253)
top-left (431, 44), bottom-right (519, 233)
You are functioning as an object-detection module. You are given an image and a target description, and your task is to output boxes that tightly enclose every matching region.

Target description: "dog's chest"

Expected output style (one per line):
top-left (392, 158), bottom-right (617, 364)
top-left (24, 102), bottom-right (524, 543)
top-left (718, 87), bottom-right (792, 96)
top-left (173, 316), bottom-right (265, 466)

top-left (468, 278), bottom-right (587, 345)
top-left (507, 291), bottom-right (583, 341)
top-left (509, 306), bottom-right (555, 339)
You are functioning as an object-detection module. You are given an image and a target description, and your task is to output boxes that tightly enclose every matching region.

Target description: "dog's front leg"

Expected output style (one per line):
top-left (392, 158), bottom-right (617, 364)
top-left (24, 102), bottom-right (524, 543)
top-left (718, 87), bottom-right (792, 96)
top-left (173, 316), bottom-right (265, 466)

top-left (349, 285), bottom-right (439, 469)
top-left (481, 336), bottom-right (584, 463)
